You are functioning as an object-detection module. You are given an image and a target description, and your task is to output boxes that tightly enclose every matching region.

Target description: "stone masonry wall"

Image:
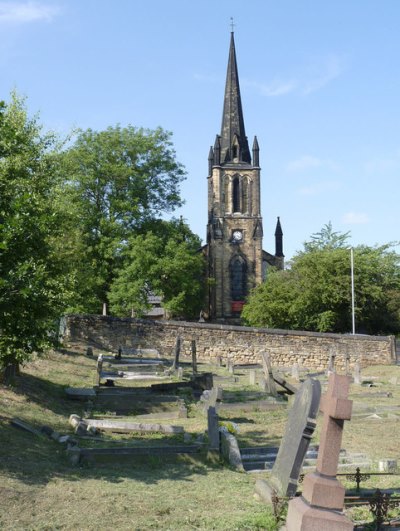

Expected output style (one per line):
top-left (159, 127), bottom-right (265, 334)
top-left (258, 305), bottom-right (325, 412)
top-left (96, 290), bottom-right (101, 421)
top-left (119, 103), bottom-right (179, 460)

top-left (61, 315), bottom-right (396, 372)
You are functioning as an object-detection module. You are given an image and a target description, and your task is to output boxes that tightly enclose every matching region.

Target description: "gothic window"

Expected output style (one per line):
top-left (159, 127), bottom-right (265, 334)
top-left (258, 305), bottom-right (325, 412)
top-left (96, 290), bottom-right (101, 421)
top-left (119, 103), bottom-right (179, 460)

top-left (230, 256), bottom-right (247, 301)
top-left (232, 176), bottom-right (241, 212)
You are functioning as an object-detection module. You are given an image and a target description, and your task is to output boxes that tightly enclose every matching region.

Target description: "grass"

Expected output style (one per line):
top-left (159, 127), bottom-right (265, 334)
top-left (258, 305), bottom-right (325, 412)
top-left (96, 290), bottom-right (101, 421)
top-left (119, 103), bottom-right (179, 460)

top-left (1, 346), bottom-right (400, 529)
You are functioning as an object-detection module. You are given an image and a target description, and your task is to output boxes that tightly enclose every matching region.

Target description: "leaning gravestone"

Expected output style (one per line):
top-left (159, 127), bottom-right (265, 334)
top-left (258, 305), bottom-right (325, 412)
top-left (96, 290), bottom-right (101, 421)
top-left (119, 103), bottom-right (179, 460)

top-left (255, 378), bottom-right (321, 502)
top-left (285, 373), bottom-right (353, 530)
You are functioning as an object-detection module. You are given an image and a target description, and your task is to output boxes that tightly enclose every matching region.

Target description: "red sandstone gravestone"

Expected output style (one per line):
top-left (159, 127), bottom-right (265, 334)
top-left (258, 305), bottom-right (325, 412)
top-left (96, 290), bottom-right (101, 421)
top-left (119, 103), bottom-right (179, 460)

top-left (285, 373), bottom-right (353, 530)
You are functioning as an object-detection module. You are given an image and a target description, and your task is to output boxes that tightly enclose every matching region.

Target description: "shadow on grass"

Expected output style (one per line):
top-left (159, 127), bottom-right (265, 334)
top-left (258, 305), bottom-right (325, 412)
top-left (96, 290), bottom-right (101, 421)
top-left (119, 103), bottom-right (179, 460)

top-left (0, 419), bottom-right (215, 488)
top-left (10, 373), bottom-right (80, 417)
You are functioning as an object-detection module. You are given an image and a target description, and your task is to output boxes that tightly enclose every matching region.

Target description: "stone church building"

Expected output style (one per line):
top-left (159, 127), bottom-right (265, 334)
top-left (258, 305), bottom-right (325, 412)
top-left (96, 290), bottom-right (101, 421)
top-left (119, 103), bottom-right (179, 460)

top-left (204, 32), bottom-right (284, 322)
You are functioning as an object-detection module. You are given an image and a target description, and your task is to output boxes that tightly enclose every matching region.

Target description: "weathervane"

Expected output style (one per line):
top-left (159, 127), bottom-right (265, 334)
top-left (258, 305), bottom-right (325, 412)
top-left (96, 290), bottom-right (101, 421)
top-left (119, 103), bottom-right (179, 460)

top-left (230, 17), bottom-right (235, 33)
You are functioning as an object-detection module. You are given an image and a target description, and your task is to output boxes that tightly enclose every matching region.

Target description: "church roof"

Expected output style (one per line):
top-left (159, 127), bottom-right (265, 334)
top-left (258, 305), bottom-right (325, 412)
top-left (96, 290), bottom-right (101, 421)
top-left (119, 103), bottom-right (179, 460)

top-left (220, 33), bottom-right (251, 164)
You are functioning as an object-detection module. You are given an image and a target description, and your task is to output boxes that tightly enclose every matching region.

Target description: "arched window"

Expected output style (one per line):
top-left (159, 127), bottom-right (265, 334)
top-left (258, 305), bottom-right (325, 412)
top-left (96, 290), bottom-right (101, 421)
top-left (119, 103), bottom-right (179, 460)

top-left (230, 256), bottom-right (247, 301)
top-left (232, 176), bottom-right (241, 213)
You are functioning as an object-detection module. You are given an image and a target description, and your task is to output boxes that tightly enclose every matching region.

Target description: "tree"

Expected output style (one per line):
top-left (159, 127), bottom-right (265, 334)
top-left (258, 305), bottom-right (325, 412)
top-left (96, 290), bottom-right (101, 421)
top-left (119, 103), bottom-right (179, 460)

top-left (109, 219), bottom-right (205, 319)
top-left (59, 125), bottom-right (186, 313)
top-left (242, 226), bottom-right (400, 334)
top-left (303, 221), bottom-right (350, 252)
top-left (0, 93), bottom-right (70, 381)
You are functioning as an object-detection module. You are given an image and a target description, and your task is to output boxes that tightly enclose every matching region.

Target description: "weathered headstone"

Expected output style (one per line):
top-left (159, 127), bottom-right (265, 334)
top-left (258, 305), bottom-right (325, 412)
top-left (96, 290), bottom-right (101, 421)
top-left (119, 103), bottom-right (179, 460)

top-left (291, 363), bottom-right (300, 382)
top-left (255, 378), bottom-right (321, 502)
top-left (86, 346), bottom-right (93, 357)
top-left (177, 366), bottom-right (183, 380)
top-left (353, 360), bottom-right (361, 385)
top-left (102, 302), bottom-right (107, 316)
top-left (378, 459), bottom-right (397, 472)
top-left (345, 352), bottom-right (350, 375)
top-left (285, 373), bottom-right (353, 530)
top-left (261, 352), bottom-right (278, 397)
top-left (207, 406), bottom-right (220, 452)
top-left (227, 359), bottom-right (234, 375)
top-left (327, 349), bottom-right (336, 374)
top-left (191, 339), bottom-right (197, 375)
top-left (249, 369), bottom-right (257, 385)
top-left (96, 354), bottom-right (103, 386)
top-left (172, 336), bottom-right (181, 371)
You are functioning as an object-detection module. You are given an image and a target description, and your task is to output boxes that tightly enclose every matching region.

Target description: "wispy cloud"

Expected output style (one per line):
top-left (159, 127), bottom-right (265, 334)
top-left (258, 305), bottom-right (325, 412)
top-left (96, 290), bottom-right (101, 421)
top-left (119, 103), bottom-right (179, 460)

top-left (298, 180), bottom-right (340, 197)
top-left (286, 155), bottom-right (324, 173)
top-left (342, 211), bottom-right (369, 225)
top-left (242, 54), bottom-right (346, 98)
top-left (286, 155), bottom-right (337, 173)
top-left (242, 78), bottom-right (297, 97)
top-left (0, 1), bottom-right (60, 24)
top-left (303, 55), bottom-right (345, 95)
top-left (364, 153), bottom-right (400, 174)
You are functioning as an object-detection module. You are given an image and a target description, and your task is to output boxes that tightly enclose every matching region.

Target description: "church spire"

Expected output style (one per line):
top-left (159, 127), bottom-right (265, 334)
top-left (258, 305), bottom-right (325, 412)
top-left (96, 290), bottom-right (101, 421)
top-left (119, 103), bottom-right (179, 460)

top-left (220, 32), bottom-right (251, 164)
top-left (274, 217), bottom-right (284, 258)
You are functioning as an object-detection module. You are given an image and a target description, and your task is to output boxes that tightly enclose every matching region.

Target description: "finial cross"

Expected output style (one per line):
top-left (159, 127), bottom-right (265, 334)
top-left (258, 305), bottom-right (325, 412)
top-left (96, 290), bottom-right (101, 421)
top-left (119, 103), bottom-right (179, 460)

top-left (230, 17), bottom-right (235, 33)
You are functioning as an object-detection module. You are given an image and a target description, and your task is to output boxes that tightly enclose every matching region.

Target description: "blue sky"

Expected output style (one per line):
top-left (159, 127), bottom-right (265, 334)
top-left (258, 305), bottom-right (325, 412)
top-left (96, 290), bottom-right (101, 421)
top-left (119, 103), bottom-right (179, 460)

top-left (1, 0), bottom-right (399, 260)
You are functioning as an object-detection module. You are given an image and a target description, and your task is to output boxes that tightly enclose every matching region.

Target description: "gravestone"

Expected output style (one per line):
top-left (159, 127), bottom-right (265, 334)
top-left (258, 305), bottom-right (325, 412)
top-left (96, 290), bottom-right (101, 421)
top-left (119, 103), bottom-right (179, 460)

top-left (172, 336), bottom-right (181, 371)
top-left (249, 369), bottom-right (257, 385)
top-left (227, 360), bottom-right (234, 375)
top-left (96, 354), bottom-right (103, 386)
top-left (191, 340), bottom-right (197, 375)
top-left (327, 349), bottom-right (336, 373)
top-left (285, 373), bottom-right (353, 530)
top-left (207, 406), bottom-right (220, 452)
top-left (255, 378), bottom-right (321, 502)
top-left (344, 352), bottom-right (350, 375)
top-left (291, 363), bottom-right (300, 382)
top-left (261, 352), bottom-right (278, 397)
top-left (353, 360), bottom-right (361, 385)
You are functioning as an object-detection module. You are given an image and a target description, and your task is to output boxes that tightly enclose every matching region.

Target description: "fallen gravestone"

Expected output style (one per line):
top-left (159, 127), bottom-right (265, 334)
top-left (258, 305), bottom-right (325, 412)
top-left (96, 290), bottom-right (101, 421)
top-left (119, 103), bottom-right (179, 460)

top-left (70, 416), bottom-right (184, 435)
top-left (255, 378), bottom-right (321, 502)
top-left (217, 400), bottom-right (285, 414)
top-left (285, 373), bottom-right (353, 530)
top-left (273, 373), bottom-right (297, 395)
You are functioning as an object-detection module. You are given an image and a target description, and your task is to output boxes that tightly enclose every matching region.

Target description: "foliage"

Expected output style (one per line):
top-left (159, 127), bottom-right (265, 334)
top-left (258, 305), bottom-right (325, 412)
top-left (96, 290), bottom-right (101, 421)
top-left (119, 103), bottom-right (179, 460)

top-left (59, 125), bottom-right (186, 313)
top-left (243, 225), bottom-right (400, 334)
top-left (109, 219), bottom-right (205, 319)
top-left (0, 93), bottom-right (70, 374)
top-left (303, 221), bottom-right (351, 252)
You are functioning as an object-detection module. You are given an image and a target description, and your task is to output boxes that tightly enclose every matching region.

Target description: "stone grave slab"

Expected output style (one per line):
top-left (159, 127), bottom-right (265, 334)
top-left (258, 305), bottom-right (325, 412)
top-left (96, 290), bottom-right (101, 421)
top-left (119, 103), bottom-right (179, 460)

top-left (255, 378), bottom-right (321, 501)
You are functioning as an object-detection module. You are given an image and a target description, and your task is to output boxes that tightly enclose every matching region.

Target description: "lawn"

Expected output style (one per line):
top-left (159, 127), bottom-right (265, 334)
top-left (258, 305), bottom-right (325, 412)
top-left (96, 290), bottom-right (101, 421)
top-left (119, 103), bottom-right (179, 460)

top-left (1, 346), bottom-right (399, 530)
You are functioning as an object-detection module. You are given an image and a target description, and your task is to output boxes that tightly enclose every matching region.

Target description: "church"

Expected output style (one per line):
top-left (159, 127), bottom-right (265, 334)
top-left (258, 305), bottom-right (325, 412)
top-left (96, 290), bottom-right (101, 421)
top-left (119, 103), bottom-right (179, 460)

top-left (203, 32), bottom-right (284, 322)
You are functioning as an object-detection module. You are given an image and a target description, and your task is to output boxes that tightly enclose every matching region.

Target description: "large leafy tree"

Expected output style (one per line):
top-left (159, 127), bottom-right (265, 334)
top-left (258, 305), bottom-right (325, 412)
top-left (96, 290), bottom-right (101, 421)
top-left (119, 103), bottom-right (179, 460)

top-left (0, 94), bottom-right (70, 380)
top-left (242, 224), bottom-right (400, 334)
top-left (60, 126), bottom-right (186, 313)
top-left (109, 219), bottom-right (205, 319)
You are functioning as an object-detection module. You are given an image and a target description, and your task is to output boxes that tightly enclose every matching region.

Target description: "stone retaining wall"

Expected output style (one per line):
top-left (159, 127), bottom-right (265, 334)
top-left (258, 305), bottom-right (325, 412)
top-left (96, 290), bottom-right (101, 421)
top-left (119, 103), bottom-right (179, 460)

top-left (61, 315), bottom-right (396, 372)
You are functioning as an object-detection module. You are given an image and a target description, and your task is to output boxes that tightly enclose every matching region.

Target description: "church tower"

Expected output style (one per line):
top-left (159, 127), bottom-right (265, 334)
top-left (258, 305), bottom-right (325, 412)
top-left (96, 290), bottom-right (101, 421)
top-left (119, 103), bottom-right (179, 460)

top-left (205, 32), bottom-right (283, 321)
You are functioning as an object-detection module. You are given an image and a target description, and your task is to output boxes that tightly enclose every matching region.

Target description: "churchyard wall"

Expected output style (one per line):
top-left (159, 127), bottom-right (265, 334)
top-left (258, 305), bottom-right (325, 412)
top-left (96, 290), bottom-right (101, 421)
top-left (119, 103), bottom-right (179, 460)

top-left (61, 315), bottom-right (395, 371)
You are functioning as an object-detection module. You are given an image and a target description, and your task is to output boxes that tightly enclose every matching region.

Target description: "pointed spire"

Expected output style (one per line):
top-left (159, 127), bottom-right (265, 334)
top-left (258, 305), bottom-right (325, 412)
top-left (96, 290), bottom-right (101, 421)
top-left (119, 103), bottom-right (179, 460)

top-left (213, 135), bottom-right (221, 166)
top-left (252, 136), bottom-right (259, 167)
top-left (208, 145), bottom-right (214, 175)
top-left (275, 217), bottom-right (284, 257)
top-left (220, 33), bottom-right (251, 164)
